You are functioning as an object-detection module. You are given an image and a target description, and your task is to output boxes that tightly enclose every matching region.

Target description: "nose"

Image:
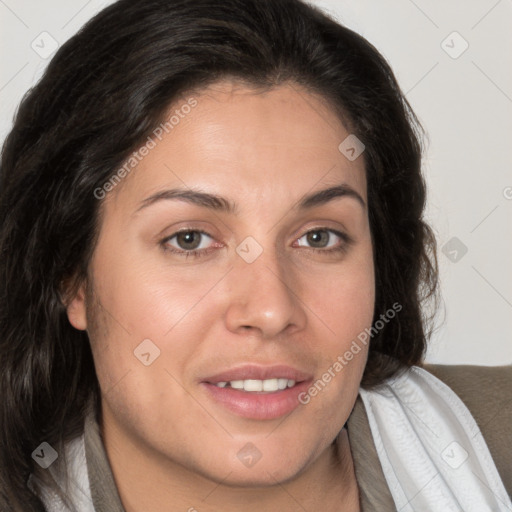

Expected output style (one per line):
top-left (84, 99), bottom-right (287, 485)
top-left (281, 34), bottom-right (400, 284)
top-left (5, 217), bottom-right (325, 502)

top-left (224, 245), bottom-right (307, 339)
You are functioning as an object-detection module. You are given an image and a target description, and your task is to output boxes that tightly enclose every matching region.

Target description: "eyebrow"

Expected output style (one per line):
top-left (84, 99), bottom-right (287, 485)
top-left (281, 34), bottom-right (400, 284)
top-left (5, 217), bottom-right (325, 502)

top-left (135, 183), bottom-right (366, 215)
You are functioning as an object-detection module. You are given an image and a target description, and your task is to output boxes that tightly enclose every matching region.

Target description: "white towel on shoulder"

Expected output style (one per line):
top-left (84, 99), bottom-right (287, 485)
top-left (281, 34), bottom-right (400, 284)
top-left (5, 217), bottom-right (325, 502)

top-left (359, 366), bottom-right (512, 512)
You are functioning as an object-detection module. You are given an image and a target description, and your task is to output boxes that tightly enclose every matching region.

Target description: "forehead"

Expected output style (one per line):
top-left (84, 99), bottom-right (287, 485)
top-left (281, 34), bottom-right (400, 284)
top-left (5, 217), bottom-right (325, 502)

top-left (105, 79), bottom-right (367, 213)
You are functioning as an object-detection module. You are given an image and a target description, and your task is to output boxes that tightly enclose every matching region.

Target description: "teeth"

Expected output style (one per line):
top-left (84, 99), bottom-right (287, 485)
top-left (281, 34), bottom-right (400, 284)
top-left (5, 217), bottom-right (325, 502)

top-left (215, 378), bottom-right (296, 392)
top-left (278, 378), bottom-right (288, 390)
top-left (263, 378), bottom-right (278, 392)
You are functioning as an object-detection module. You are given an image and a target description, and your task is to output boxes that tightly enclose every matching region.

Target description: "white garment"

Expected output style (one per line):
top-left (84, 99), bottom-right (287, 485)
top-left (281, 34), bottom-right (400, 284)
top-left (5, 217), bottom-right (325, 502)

top-left (359, 366), bottom-right (512, 512)
top-left (27, 434), bottom-right (94, 512)
top-left (29, 366), bottom-right (511, 511)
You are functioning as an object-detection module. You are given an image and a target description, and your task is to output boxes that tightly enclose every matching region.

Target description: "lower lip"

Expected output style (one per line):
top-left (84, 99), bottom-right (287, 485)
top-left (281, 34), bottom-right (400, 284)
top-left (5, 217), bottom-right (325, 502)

top-left (201, 381), bottom-right (311, 420)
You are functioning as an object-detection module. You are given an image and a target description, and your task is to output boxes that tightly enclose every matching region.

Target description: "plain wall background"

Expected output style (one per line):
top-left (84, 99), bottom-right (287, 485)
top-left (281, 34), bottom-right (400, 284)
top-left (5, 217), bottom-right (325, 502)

top-left (1, 0), bottom-right (510, 365)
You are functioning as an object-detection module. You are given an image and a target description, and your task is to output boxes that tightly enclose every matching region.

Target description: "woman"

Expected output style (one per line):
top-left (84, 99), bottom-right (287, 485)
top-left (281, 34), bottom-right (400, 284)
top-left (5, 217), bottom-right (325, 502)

top-left (0, 0), bottom-right (510, 510)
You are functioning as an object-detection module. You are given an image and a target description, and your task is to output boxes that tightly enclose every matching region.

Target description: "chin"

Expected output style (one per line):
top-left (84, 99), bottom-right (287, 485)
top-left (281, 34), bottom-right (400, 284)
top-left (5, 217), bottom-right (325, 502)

top-left (212, 463), bottom-right (307, 488)
top-left (191, 446), bottom-right (315, 489)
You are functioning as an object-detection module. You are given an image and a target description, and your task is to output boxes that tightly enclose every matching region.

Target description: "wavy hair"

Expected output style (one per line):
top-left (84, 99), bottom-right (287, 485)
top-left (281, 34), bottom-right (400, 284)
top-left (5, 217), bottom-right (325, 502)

top-left (0, 0), bottom-right (438, 508)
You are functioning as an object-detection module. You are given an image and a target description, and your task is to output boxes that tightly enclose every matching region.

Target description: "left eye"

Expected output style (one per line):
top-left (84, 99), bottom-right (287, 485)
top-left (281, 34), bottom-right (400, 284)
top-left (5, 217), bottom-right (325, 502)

top-left (295, 229), bottom-right (345, 250)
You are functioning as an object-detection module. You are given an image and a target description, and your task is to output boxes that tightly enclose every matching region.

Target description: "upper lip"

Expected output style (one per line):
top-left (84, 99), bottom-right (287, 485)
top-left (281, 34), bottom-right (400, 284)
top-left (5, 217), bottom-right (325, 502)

top-left (202, 364), bottom-right (313, 384)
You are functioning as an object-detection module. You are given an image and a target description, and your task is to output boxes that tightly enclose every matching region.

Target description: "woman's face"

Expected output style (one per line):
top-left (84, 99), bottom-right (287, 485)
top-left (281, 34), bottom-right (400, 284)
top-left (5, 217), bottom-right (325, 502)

top-left (67, 80), bottom-right (375, 486)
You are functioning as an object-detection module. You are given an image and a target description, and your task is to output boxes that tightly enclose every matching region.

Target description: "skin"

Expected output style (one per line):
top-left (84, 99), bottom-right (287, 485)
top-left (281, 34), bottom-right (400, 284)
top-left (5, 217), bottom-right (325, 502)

top-left (66, 80), bottom-right (375, 511)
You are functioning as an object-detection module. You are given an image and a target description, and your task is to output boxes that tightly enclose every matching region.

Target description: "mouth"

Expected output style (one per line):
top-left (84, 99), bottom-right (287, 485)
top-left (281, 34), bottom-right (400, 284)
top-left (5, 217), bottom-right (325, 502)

top-left (200, 364), bottom-right (313, 420)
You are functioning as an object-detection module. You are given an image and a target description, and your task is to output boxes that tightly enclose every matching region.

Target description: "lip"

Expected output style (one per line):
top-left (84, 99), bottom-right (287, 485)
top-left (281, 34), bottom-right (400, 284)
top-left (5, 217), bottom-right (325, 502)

top-left (200, 364), bottom-right (313, 420)
top-left (202, 364), bottom-right (313, 384)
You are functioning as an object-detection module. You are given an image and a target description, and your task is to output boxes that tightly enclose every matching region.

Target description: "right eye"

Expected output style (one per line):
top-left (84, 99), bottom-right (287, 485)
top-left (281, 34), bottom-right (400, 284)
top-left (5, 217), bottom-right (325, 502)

top-left (160, 229), bottom-right (218, 258)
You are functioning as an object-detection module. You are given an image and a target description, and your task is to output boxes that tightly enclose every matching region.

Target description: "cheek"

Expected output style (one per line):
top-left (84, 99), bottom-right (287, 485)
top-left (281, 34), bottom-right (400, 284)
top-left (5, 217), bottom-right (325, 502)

top-left (88, 238), bottom-right (215, 339)
top-left (85, 248), bottom-right (226, 406)
top-left (319, 271), bottom-right (374, 326)
top-left (298, 241), bottom-right (375, 408)
top-left (307, 241), bottom-right (375, 347)
top-left (297, 259), bottom-right (374, 431)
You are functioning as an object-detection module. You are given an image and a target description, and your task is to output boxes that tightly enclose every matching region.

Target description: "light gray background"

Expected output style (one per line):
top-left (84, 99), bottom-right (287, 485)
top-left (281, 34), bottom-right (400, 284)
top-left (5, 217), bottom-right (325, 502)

top-left (1, 0), bottom-right (511, 365)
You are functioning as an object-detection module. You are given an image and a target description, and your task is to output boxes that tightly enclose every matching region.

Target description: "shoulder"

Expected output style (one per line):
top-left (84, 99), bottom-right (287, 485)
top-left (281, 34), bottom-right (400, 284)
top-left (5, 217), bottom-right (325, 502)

top-left (421, 363), bottom-right (512, 495)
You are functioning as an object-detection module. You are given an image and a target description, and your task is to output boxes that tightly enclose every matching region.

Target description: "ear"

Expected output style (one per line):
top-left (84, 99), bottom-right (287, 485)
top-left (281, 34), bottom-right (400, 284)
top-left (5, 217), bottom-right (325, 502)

top-left (61, 280), bottom-right (88, 331)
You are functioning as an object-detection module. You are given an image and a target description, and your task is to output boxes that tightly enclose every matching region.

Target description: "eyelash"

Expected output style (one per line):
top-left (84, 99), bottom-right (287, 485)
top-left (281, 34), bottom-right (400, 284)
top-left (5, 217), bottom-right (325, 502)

top-left (160, 228), bottom-right (353, 259)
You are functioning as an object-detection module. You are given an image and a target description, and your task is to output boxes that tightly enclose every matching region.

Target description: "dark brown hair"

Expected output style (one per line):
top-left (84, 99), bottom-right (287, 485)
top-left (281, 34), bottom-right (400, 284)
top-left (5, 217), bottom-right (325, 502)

top-left (0, 0), bottom-right (438, 508)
